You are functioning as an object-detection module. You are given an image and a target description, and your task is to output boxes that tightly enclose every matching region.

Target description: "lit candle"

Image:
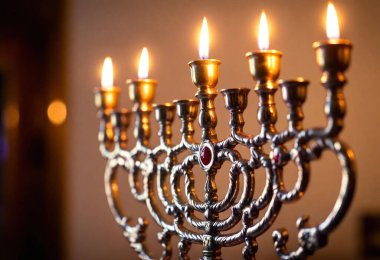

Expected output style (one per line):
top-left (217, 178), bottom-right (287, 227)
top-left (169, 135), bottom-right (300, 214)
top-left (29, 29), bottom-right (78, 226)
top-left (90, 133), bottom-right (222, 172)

top-left (246, 10), bottom-right (282, 134)
top-left (199, 17), bottom-right (209, 59)
top-left (312, 3), bottom-right (352, 136)
top-left (246, 10), bottom-right (282, 83)
top-left (94, 56), bottom-right (120, 111)
top-left (326, 3), bottom-right (340, 40)
top-left (313, 2), bottom-right (352, 73)
top-left (126, 47), bottom-right (156, 112)
top-left (125, 48), bottom-right (156, 144)
top-left (258, 11), bottom-right (269, 50)
top-left (138, 47), bottom-right (149, 79)
top-left (101, 57), bottom-right (114, 90)
top-left (189, 17), bottom-right (220, 91)
top-left (189, 17), bottom-right (221, 143)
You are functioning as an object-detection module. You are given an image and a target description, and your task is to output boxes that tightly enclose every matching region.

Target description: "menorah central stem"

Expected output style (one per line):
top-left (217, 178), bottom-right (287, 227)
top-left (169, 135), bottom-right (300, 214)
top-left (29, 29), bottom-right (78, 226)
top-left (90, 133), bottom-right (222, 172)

top-left (197, 93), bottom-right (218, 142)
top-left (188, 59), bottom-right (222, 259)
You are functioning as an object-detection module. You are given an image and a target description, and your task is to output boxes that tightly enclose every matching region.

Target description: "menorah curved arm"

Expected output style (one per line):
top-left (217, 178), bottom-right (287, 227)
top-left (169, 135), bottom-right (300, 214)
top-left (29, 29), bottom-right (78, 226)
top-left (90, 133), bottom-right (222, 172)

top-left (273, 138), bottom-right (356, 259)
top-left (104, 156), bottom-right (153, 260)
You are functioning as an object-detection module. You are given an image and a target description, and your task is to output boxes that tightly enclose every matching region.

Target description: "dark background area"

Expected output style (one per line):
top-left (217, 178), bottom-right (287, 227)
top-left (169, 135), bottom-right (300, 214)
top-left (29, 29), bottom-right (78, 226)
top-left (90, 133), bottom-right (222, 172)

top-left (0, 0), bottom-right (65, 259)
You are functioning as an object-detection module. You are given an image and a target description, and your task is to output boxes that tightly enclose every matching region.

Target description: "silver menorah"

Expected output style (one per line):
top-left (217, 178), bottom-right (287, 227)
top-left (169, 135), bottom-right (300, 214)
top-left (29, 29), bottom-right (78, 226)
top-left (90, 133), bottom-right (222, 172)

top-left (94, 12), bottom-right (356, 260)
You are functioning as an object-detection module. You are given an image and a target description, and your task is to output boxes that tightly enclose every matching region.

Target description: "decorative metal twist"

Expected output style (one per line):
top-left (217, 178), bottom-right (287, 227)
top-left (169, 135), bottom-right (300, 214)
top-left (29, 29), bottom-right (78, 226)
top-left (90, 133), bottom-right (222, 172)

top-left (94, 40), bottom-right (356, 259)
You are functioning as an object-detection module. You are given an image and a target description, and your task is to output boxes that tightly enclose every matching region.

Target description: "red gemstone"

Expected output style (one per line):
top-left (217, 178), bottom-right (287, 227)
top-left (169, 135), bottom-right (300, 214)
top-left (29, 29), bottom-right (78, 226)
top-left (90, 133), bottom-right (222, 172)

top-left (273, 154), bottom-right (280, 164)
top-left (200, 146), bottom-right (212, 166)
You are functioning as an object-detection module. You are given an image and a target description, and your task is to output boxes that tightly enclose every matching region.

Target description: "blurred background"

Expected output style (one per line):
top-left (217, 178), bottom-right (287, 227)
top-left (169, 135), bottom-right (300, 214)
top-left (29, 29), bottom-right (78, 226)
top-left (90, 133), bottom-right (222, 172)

top-left (1, 0), bottom-right (380, 259)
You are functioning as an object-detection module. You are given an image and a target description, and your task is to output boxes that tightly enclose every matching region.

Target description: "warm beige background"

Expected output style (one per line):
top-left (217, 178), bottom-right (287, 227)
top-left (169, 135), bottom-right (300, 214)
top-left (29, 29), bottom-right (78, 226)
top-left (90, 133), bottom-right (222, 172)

top-left (66, 0), bottom-right (380, 259)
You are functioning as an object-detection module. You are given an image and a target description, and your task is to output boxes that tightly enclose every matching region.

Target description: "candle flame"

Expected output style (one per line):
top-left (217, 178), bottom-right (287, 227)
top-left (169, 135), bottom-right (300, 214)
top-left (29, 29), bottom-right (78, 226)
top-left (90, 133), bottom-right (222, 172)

top-left (138, 47), bottom-right (149, 79)
top-left (101, 57), bottom-right (113, 89)
top-left (258, 11), bottom-right (269, 50)
top-left (326, 2), bottom-right (340, 39)
top-left (199, 17), bottom-right (209, 59)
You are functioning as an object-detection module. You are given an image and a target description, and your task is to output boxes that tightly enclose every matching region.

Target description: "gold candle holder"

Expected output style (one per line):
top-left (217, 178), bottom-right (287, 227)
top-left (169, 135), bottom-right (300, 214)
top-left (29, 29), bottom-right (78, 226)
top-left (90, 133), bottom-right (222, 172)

top-left (189, 59), bottom-right (220, 142)
top-left (246, 50), bottom-right (282, 86)
top-left (189, 59), bottom-right (220, 96)
top-left (94, 86), bottom-right (120, 112)
top-left (312, 39), bottom-right (352, 136)
top-left (127, 79), bottom-right (156, 112)
top-left (246, 50), bottom-right (282, 135)
top-left (126, 79), bottom-right (157, 145)
top-left (313, 39), bottom-right (352, 77)
top-left (94, 87), bottom-right (120, 144)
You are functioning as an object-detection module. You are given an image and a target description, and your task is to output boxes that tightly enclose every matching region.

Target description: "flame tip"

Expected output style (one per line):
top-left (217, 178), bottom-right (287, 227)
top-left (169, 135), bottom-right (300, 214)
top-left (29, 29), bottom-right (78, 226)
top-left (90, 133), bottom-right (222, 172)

top-left (258, 10), bottom-right (269, 50)
top-left (326, 2), bottom-right (340, 39)
top-left (199, 17), bottom-right (209, 59)
top-left (138, 47), bottom-right (149, 79)
top-left (101, 56), bottom-right (114, 89)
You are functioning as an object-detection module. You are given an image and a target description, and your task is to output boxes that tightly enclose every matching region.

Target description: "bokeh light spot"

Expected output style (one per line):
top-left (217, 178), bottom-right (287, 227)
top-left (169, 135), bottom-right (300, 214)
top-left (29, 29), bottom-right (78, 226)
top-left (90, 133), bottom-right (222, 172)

top-left (47, 100), bottom-right (67, 125)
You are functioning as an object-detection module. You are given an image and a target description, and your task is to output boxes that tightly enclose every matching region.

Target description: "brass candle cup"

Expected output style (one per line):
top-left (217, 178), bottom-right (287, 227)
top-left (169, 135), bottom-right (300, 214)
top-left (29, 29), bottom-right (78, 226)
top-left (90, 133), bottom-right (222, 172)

top-left (173, 99), bottom-right (199, 138)
top-left (154, 102), bottom-right (176, 144)
top-left (173, 99), bottom-right (199, 120)
top-left (313, 39), bottom-right (352, 73)
top-left (246, 50), bottom-right (282, 135)
top-left (246, 50), bottom-right (282, 83)
top-left (189, 59), bottom-right (220, 141)
top-left (221, 88), bottom-right (250, 132)
top-left (279, 78), bottom-right (309, 105)
top-left (153, 102), bottom-right (176, 123)
top-left (94, 87), bottom-right (120, 111)
top-left (189, 59), bottom-right (221, 95)
top-left (279, 78), bottom-right (309, 132)
top-left (127, 79), bottom-right (157, 112)
top-left (220, 88), bottom-right (250, 112)
top-left (110, 108), bottom-right (131, 145)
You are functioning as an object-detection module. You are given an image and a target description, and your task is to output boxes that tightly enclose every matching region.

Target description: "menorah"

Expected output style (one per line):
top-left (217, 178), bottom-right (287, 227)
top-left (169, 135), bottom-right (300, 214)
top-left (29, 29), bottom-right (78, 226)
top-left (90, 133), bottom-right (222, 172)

top-left (94, 5), bottom-right (356, 260)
